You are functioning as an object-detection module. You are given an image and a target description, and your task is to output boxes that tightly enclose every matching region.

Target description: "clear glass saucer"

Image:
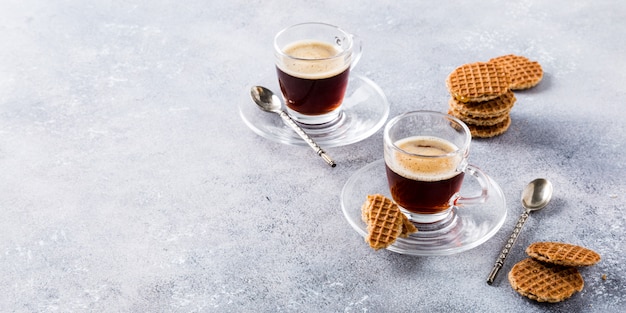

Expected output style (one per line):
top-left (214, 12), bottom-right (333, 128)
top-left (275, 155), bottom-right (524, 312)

top-left (239, 74), bottom-right (389, 147)
top-left (341, 159), bottom-right (507, 256)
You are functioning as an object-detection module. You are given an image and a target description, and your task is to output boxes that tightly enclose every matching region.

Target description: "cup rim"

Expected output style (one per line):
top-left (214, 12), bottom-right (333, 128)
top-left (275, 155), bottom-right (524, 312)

top-left (273, 22), bottom-right (353, 61)
top-left (384, 110), bottom-right (472, 158)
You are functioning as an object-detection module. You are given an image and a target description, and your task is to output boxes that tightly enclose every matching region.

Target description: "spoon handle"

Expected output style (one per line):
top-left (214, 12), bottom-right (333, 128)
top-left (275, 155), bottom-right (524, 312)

top-left (278, 110), bottom-right (336, 168)
top-left (487, 208), bottom-right (532, 285)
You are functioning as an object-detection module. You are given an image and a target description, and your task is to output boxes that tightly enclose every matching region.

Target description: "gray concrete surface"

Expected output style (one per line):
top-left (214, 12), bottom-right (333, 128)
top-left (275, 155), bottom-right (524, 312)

top-left (1, 0), bottom-right (624, 312)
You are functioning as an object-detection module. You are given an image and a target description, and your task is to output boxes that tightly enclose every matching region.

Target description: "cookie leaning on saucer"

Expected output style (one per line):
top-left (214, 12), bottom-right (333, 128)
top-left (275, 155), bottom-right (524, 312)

top-left (489, 54), bottom-right (543, 90)
top-left (508, 258), bottom-right (584, 303)
top-left (361, 194), bottom-right (417, 250)
top-left (445, 62), bottom-right (511, 103)
top-left (400, 212), bottom-right (417, 238)
top-left (526, 242), bottom-right (601, 267)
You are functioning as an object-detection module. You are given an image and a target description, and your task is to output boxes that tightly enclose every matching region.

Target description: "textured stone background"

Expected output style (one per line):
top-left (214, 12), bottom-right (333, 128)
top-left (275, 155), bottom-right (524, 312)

top-left (1, 0), bottom-right (624, 312)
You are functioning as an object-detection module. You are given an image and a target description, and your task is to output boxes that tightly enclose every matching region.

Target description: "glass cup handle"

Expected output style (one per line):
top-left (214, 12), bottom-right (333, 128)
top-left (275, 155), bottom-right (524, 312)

top-left (453, 164), bottom-right (490, 206)
top-left (349, 34), bottom-right (363, 70)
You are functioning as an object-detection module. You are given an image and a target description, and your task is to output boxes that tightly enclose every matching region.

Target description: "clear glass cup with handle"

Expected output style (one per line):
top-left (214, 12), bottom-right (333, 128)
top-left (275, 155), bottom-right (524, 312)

top-left (384, 111), bottom-right (491, 227)
top-left (274, 22), bottom-right (362, 126)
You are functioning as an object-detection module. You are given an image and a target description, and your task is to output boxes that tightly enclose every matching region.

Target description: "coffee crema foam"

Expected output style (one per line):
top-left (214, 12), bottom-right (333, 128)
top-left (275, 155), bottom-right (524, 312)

top-left (390, 136), bottom-right (462, 181)
top-left (278, 40), bottom-right (349, 79)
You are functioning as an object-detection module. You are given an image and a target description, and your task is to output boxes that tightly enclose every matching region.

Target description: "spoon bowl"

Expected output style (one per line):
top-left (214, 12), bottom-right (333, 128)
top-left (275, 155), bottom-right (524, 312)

top-left (251, 86), bottom-right (282, 113)
top-left (521, 178), bottom-right (553, 211)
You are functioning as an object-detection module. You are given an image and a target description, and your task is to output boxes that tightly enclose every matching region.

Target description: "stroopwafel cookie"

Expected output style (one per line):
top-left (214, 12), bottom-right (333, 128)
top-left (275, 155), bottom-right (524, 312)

top-left (466, 115), bottom-right (511, 138)
top-left (361, 194), bottom-right (417, 250)
top-left (446, 62), bottom-right (511, 103)
top-left (400, 213), bottom-right (418, 238)
top-left (448, 90), bottom-right (516, 118)
top-left (448, 107), bottom-right (509, 126)
top-left (526, 242), bottom-right (601, 267)
top-left (508, 258), bottom-right (584, 303)
top-left (489, 54), bottom-right (543, 90)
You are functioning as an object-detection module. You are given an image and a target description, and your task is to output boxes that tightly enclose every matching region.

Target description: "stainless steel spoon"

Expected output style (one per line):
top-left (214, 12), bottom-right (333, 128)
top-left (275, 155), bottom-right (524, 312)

top-left (487, 178), bottom-right (553, 285)
top-left (250, 86), bottom-right (336, 168)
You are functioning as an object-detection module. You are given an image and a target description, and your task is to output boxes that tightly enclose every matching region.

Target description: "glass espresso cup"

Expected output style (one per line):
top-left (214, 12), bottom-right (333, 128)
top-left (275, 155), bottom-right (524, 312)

top-left (383, 111), bottom-right (491, 224)
top-left (274, 22), bottom-right (362, 125)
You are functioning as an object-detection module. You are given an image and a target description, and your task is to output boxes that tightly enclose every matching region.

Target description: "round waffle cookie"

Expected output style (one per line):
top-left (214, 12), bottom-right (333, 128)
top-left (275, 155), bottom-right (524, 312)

top-left (509, 258), bottom-right (584, 303)
top-left (489, 54), bottom-right (543, 90)
top-left (526, 242), bottom-right (601, 267)
top-left (448, 107), bottom-right (509, 126)
top-left (448, 90), bottom-right (516, 118)
top-left (445, 62), bottom-right (511, 103)
top-left (361, 194), bottom-right (417, 250)
top-left (466, 115), bottom-right (511, 138)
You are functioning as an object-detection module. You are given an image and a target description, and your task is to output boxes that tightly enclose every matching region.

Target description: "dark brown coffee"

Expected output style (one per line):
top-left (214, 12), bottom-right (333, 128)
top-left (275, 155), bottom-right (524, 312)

top-left (385, 136), bottom-right (464, 214)
top-left (276, 40), bottom-right (350, 115)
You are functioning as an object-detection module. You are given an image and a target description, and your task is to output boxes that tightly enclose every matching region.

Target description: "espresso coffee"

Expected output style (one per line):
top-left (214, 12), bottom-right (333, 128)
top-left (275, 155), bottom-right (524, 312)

top-left (385, 136), bottom-right (464, 214)
top-left (276, 40), bottom-right (350, 116)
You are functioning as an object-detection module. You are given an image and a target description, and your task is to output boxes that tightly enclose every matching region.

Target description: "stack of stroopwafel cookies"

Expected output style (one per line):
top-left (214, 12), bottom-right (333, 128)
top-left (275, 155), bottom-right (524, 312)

top-left (360, 194), bottom-right (417, 250)
top-left (508, 242), bottom-right (601, 303)
top-left (446, 54), bottom-right (543, 138)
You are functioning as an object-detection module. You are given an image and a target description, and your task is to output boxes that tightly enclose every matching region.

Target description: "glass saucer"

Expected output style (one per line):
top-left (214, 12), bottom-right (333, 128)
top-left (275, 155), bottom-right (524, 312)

top-left (341, 159), bottom-right (507, 256)
top-left (239, 74), bottom-right (390, 147)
